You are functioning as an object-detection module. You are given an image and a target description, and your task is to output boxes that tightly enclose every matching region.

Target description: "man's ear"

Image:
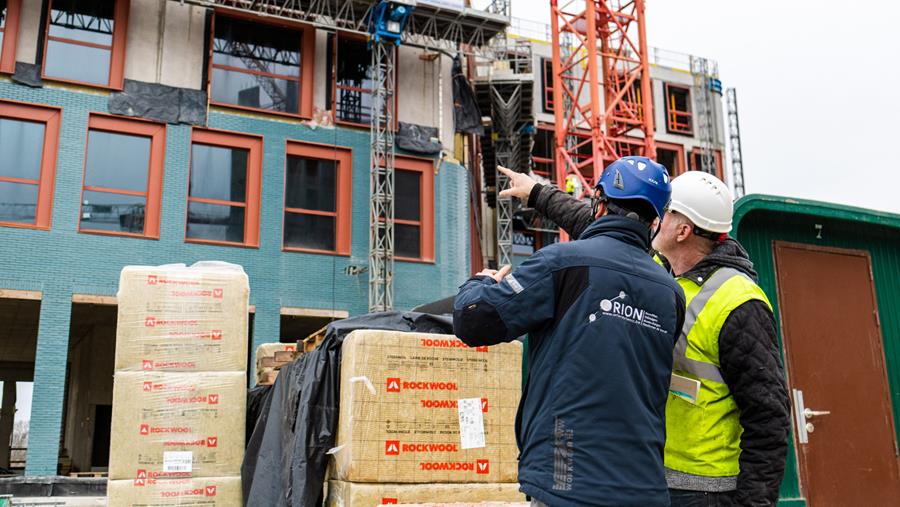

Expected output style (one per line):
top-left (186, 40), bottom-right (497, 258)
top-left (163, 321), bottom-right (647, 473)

top-left (675, 222), bottom-right (692, 243)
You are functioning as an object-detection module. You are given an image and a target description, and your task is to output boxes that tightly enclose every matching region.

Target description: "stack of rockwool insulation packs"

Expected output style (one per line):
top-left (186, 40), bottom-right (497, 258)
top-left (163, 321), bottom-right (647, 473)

top-left (108, 262), bottom-right (249, 507)
top-left (326, 330), bottom-right (525, 506)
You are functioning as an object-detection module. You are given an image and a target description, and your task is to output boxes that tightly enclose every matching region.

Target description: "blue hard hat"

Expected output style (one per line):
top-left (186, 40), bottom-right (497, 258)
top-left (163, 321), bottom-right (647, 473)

top-left (595, 156), bottom-right (671, 219)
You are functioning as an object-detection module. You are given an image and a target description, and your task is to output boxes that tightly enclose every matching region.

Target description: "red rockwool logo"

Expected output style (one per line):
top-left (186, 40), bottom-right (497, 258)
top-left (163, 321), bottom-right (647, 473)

top-left (211, 330), bottom-right (222, 341)
top-left (134, 469), bottom-right (148, 486)
top-left (385, 440), bottom-right (400, 455)
top-left (142, 360), bottom-right (197, 370)
top-left (418, 462), bottom-right (474, 471)
top-left (385, 441), bottom-right (459, 455)
top-left (419, 398), bottom-right (489, 412)
top-left (476, 459), bottom-right (490, 474)
top-left (146, 274), bottom-right (200, 287)
top-left (141, 470), bottom-right (190, 479)
top-left (143, 382), bottom-right (197, 393)
top-left (160, 488), bottom-right (213, 499)
top-left (207, 437), bottom-right (218, 448)
top-left (385, 379), bottom-right (458, 392)
top-left (140, 424), bottom-right (192, 435)
top-left (144, 317), bottom-right (199, 328)
top-left (403, 381), bottom-right (457, 391)
top-left (381, 499), bottom-right (398, 505)
top-left (169, 288), bottom-right (224, 299)
top-left (208, 394), bottom-right (219, 404)
top-left (418, 338), bottom-right (488, 352)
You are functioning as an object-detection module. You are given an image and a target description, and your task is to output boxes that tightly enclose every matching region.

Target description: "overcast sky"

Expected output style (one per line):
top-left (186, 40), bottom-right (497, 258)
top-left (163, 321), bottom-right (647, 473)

top-left (509, 1), bottom-right (900, 214)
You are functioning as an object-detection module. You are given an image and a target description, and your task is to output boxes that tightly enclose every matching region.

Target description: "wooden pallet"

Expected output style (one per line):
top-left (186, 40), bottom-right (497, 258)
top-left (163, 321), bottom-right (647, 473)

top-left (300, 325), bottom-right (329, 353)
top-left (68, 471), bottom-right (107, 478)
top-left (257, 370), bottom-right (279, 386)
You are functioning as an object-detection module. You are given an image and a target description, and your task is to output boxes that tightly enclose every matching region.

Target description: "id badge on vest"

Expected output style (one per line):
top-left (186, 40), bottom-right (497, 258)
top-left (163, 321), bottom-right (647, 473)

top-left (670, 373), bottom-right (701, 404)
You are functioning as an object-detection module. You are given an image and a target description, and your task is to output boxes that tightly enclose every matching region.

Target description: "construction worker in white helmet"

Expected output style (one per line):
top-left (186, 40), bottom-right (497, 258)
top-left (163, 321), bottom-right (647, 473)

top-left (498, 166), bottom-right (791, 506)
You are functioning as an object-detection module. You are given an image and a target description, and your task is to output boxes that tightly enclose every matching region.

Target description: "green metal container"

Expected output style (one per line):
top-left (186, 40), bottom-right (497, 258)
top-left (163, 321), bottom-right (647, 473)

top-left (733, 195), bottom-right (900, 507)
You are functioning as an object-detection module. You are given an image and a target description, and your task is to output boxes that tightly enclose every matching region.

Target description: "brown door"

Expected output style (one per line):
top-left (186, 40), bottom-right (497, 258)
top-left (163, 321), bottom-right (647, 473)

top-left (775, 242), bottom-right (900, 506)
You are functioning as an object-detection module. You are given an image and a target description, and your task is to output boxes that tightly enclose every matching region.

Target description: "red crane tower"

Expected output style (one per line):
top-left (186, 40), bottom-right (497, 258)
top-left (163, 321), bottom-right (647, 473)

top-left (550, 0), bottom-right (656, 239)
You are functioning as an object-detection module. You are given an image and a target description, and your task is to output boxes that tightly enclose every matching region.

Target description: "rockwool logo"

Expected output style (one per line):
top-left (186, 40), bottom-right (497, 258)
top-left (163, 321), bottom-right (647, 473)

top-left (211, 330), bottom-right (222, 341)
top-left (418, 338), bottom-right (489, 352)
top-left (385, 440), bottom-right (400, 455)
top-left (139, 424), bottom-right (149, 435)
top-left (381, 498), bottom-right (398, 505)
top-left (147, 275), bottom-right (158, 285)
top-left (208, 394), bottom-right (219, 405)
top-left (145, 316), bottom-right (156, 327)
top-left (205, 486), bottom-right (217, 497)
top-left (213, 288), bottom-right (223, 299)
top-left (386, 378), bottom-right (401, 393)
top-left (476, 459), bottom-right (490, 474)
top-left (133, 478), bottom-right (146, 487)
top-left (143, 381), bottom-right (153, 392)
top-left (141, 424), bottom-right (191, 435)
top-left (482, 398), bottom-right (489, 413)
top-left (207, 437), bottom-right (218, 448)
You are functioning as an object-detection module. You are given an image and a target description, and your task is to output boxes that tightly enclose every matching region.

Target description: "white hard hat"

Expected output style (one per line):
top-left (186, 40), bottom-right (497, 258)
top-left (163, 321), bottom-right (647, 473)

top-left (668, 171), bottom-right (733, 233)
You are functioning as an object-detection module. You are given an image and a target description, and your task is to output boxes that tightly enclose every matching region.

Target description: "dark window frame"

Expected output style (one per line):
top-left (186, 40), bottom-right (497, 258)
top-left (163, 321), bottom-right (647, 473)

top-left (541, 57), bottom-right (554, 113)
top-left (185, 128), bottom-right (262, 248)
top-left (0, 100), bottom-right (61, 230)
top-left (327, 31), bottom-right (398, 129)
top-left (41, 0), bottom-right (129, 90)
top-left (0, 0), bottom-right (22, 74)
top-left (393, 155), bottom-right (434, 263)
top-left (208, 10), bottom-right (315, 119)
top-left (664, 83), bottom-right (693, 135)
top-left (282, 140), bottom-right (353, 256)
top-left (78, 114), bottom-right (166, 239)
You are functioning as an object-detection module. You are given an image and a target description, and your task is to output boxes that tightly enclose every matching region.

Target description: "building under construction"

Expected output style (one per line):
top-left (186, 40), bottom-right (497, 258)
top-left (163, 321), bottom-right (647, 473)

top-left (0, 0), bottom-right (734, 480)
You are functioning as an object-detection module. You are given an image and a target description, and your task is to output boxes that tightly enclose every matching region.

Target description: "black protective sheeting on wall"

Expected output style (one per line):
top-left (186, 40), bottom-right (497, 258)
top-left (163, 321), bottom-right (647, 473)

top-left (452, 54), bottom-right (484, 136)
top-left (242, 311), bottom-right (454, 507)
top-left (396, 122), bottom-right (442, 155)
top-left (12, 62), bottom-right (43, 88)
top-left (108, 80), bottom-right (207, 125)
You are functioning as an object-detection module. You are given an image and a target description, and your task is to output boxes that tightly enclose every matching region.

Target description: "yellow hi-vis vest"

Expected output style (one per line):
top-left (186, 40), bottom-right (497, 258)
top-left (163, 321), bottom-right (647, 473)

top-left (665, 266), bottom-right (772, 477)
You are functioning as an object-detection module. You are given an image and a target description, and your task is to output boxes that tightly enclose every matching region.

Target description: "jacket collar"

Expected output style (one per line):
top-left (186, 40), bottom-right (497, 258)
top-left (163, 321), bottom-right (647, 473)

top-left (658, 237), bottom-right (759, 284)
top-left (578, 215), bottom-right (651, 252)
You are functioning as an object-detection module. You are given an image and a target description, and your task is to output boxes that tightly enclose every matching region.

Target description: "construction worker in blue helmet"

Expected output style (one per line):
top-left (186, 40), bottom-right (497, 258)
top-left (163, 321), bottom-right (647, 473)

top-left (497, 164), bottom-right (791, 506)
top-left (454, 156), bottom-right (686, 507)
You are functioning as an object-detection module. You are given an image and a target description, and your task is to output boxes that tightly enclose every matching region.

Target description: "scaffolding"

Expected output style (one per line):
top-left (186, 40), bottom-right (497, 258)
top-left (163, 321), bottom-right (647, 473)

top-left (690, 56), bottom-right (722, 174)
top-left (368, 39), bottom-right (396, 312)
top-left (726, 87), bottom-right (746, 198)
top-left (171, 0), bottom-right (507, 54)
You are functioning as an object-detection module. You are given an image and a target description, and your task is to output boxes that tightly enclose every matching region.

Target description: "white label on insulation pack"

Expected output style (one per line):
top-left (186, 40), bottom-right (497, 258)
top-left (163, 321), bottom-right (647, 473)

top-left (457, 397), bottom-right (486, 450)
top-left (163, 451), bottom-right (193, 473)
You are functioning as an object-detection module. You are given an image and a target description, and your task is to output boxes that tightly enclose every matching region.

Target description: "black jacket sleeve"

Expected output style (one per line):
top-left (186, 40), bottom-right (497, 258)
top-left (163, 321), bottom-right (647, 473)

top-left (718, 300), bottom-right (791, 506)
top-left (528, 183), bottom-right (594, 240)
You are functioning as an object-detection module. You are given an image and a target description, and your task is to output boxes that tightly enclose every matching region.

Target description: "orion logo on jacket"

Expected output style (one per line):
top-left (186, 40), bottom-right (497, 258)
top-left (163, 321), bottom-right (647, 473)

top-left (589, 291), bottom-right (667, 333)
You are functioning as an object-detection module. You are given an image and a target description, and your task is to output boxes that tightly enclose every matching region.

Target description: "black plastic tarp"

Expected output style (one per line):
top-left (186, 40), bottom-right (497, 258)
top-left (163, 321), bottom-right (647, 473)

top-left (108, 80), bottom-right (207, 125)
top-left (452, 54), bottom-right (484, 135)
top-left (242, 311), bottom-right (454, 507)
top-left (396, 122), bottom-right (442, 155)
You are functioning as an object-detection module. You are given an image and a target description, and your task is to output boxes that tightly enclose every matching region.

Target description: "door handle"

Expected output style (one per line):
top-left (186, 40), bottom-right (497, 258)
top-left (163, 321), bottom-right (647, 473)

top-left (804, 408), bottom-right (831, 419)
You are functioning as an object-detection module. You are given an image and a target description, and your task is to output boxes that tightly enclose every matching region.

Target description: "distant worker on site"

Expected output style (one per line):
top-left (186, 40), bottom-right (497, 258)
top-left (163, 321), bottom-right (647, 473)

top-left (453, 157), bottom-right (685, 507)
top-left (497, 165), bottom-right (791, 506)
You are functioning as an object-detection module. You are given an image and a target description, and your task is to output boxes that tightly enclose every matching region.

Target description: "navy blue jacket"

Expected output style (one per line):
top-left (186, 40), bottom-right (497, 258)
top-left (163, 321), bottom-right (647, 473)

top-left (454, 215), bottom-right (686, 507)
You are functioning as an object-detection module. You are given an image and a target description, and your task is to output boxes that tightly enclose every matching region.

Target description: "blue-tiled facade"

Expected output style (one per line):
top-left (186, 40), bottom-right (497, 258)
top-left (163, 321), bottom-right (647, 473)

top-left (0, 80), bottom-right (470, 475)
